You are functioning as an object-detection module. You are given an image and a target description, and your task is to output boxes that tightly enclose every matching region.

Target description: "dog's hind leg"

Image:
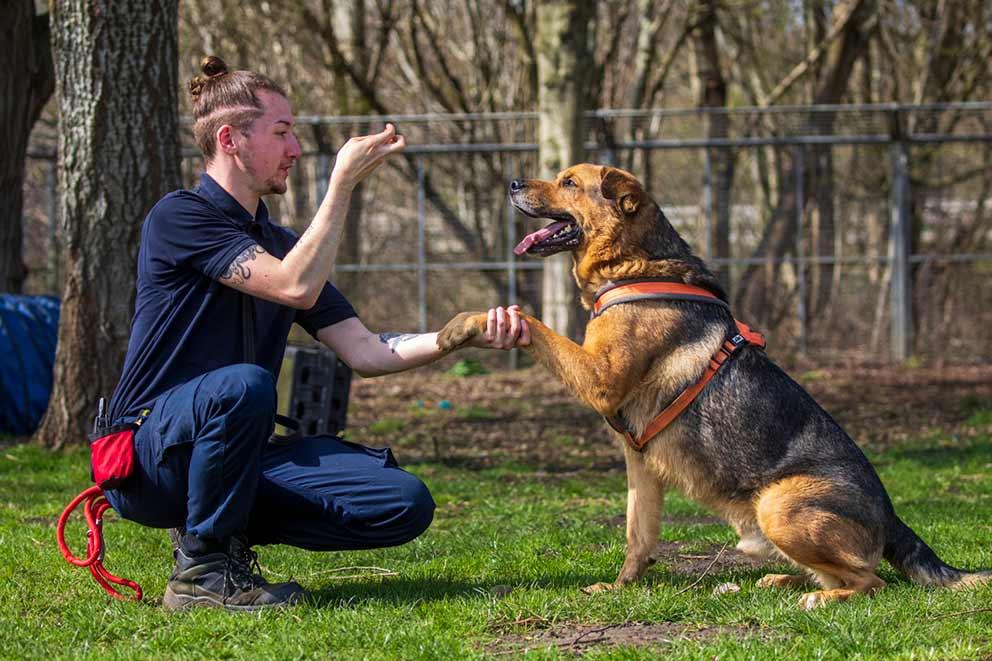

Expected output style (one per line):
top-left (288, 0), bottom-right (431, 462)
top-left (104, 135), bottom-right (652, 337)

top-left (755, 475), bottom-right (886, 609)
top-left (583, 450), bottom-right (665, 594)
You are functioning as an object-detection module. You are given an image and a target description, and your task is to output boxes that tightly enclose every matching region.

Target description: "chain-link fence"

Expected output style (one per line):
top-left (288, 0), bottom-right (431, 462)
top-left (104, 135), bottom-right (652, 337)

top-left (22, 103), bottom-right (992, 364)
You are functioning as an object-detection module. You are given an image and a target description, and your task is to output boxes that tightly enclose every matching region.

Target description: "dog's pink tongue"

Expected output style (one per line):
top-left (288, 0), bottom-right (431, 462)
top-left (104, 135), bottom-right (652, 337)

top-left (514, 221), bottom-right (567, 255)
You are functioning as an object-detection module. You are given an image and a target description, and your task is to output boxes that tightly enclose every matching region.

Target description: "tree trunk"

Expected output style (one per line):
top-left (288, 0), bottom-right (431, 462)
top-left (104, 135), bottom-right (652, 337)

top-left (692, 0), bottom-right (735, 290)
top-left (736, 0), bottom-right (874, 327)
top-left (35, 0), bottom-right (181, 448)
top-left (537, 0), bottom-right (594, 339)
top-left (0, 3), bottom-right (54, 294)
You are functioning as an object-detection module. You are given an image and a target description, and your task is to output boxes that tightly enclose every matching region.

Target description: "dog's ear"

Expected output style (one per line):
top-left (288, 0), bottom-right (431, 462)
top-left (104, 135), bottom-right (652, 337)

top-left (600, 167), bottom-right (641, 215)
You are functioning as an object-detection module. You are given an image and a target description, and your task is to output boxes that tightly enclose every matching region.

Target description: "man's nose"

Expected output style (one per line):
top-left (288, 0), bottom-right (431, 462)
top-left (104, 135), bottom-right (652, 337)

top-left (509, 179), bottom-right (526, 192)
top-left (288, 135), bottom-right (302, 159)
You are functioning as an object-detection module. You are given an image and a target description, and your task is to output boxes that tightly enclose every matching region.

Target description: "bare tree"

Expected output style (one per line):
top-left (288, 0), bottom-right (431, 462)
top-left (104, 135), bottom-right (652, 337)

top-left (691, 0), bottom-right (734, 288)
top-left (35, 0), bottom-right (181, 447)
top-left (536, 0), bottom-right (596, 339)
top-left (0, 1), bottom-right (54, 293)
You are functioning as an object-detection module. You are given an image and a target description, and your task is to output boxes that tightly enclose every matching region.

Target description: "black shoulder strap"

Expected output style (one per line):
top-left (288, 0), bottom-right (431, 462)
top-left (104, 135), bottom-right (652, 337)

top-left (242, 293), bottom-right (302, 444)
top-left (242, 294), bottom-right (255, 364)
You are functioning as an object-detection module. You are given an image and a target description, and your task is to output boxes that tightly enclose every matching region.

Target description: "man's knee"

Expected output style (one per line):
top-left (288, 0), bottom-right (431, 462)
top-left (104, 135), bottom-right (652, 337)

top-left (392, 472), bottom-right (435, 542)
top-left (207, 363), bottom-right (276, 418)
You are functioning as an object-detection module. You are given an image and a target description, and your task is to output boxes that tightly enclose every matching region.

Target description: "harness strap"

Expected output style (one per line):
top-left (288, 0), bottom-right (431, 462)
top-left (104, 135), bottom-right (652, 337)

top-left (593, 280), bottom-right (729, 318)
top-left (594, 281), bottom-right (765, 452)
top-left (56, 486), bottom-right (143, 601)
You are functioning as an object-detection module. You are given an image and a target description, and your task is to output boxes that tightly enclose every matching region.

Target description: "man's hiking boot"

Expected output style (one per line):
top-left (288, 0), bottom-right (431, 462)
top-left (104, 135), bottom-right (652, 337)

top-left (162, 535), bottom-right (305, 611)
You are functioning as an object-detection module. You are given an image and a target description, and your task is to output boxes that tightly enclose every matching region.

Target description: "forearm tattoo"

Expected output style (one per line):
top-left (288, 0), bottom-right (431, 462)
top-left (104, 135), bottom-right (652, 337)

top-left (378, 332), bottom-right (421, 354)
top-left (221, 245), bottom-right (265, 285)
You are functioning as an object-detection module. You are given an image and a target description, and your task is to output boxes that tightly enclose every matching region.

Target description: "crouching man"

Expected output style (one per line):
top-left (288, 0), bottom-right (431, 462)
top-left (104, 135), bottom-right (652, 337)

top-left (103, 56), bottom-right (529, 611)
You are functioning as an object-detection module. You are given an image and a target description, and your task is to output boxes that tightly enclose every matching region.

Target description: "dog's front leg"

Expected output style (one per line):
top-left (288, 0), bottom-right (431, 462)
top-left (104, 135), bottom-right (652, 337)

top-left (517, 314), bottom-right (641, 415)
top-left (584, 447), bottom-right (665, 593)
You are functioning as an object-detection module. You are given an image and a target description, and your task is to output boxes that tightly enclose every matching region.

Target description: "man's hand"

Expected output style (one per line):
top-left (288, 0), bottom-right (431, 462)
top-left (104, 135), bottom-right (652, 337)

top-left (329, 123), bottom-right (406, 192)
top-left (471, 305), bottom-right (530, 349)
top-left (437, 305), bottom-right (531, 352)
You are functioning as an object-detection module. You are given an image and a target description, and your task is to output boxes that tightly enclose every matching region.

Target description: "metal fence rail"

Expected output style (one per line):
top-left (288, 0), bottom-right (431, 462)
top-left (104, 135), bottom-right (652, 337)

top-left (21, 103), bottom-right (992, 363)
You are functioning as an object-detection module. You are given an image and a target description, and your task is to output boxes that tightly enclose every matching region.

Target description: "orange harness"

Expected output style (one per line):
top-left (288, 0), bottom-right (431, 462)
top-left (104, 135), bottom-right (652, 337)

top-left (592, 280), bottom-right (766, 452)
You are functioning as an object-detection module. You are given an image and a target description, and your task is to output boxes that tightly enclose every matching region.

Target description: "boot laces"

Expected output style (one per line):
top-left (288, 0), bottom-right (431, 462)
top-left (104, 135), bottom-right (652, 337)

top-left (225, 538), bottom-right (263, 592)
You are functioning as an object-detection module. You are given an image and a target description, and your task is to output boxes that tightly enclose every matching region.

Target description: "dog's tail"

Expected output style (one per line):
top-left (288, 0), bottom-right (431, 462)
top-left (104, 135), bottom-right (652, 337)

top-left (884, 516), bottom-right (992, 589)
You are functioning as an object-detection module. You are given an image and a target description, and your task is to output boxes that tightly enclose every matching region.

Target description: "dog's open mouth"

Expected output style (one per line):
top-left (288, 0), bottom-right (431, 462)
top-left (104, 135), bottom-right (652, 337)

top-left (513, 217), bottom-right (583, 256)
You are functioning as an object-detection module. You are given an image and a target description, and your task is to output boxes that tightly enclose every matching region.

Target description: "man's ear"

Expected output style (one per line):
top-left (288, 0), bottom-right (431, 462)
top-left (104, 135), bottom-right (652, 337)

top-left (601, 167), bottom-right (641, 215)
top-left (216, 125), bottom-right (238, 155)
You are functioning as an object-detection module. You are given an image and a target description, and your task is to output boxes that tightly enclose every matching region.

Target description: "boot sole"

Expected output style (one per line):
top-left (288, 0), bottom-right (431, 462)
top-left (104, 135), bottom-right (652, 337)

top-left (162, 585), bottom-right (300, 612)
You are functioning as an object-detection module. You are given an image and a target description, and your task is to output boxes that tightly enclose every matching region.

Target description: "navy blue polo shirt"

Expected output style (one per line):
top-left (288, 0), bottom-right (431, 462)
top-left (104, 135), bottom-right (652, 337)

top-left (109, 174), bottom-right (357, 419)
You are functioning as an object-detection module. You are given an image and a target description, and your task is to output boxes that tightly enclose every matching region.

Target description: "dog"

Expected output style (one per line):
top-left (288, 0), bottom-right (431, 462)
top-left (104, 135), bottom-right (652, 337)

top-left (437, 164), bottom-right (991, 609)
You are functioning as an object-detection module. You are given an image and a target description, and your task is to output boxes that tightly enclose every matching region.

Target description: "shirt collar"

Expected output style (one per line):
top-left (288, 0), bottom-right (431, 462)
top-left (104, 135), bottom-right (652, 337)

top-left (197, 173), bottom-right (271, 233)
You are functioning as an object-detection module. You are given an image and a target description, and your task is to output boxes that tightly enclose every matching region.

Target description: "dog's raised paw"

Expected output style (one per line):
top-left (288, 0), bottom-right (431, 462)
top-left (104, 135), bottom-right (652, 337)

top-left (437, 312), bottom-right (486, 351)
top-left (581, 582), bottom-right (615, 595)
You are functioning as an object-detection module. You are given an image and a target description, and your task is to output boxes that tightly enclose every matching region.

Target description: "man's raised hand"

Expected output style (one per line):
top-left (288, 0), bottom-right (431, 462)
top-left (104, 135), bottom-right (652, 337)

top-left (329, 123), bottom-right (406, 192)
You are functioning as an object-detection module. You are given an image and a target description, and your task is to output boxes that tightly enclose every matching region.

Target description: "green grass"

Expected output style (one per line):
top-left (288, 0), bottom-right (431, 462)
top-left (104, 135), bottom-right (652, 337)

top-left (1, 421), bottom-right (991, 659)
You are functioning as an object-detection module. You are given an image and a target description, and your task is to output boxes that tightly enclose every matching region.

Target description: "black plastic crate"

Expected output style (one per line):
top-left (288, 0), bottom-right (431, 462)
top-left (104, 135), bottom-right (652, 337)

top-left (276, 345), bottom-right (351, 437)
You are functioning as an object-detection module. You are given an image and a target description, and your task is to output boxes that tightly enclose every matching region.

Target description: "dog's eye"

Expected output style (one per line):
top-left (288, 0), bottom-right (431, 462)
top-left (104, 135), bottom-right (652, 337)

top-left (562, 178), bottom-right (576, 188)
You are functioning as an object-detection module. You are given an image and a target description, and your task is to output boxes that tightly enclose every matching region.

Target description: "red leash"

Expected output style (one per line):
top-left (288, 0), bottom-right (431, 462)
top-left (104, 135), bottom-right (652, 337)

top-left (56, 486), bottom-right (142, 601)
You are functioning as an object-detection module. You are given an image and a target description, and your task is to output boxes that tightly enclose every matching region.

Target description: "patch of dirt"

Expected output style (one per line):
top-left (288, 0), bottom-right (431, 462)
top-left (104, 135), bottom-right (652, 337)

top-left (646, 540), bottom-right (765, 576)
top-left (490, 620), bottom-right (771, 656)
top-left (348, 363), bottom-right (992, 470)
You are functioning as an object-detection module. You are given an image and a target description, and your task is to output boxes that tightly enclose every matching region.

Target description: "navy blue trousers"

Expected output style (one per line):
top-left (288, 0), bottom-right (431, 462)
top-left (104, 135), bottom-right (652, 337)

top-left (104, 364), bottom-right (435, 550)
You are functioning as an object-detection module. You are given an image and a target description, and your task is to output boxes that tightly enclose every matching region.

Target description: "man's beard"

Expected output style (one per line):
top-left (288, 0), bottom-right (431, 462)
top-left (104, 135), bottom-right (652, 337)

top-left (264, 176), bottom-right (287, 195)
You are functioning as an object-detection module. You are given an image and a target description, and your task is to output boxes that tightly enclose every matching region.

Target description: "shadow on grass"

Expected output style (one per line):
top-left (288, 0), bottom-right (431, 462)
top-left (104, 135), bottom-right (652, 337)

top-left (875, 437), bottom-right (992, 471)
top-left (305, 571), bottom-right (615, 607)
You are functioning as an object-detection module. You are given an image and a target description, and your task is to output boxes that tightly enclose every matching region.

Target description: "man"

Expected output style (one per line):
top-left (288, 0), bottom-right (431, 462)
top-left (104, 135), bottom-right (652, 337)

top-left (104, 57), bottom-right (529, 611)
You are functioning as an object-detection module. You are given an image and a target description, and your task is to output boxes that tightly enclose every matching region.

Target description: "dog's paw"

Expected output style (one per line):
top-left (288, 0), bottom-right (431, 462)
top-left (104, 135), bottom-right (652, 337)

top-left (437, 312), bottom-right (487, 351)
top-left (580, 582), bottom-right (615, 595)
top-left (798, 590), bottom-right (832, 610)
top-left (756, 573), bottom-right (809, 590)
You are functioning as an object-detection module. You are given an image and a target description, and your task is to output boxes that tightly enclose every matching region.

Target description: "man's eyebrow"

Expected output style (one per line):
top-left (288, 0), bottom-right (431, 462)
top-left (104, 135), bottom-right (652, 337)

top-left (273, 119), bottom-right (293, 127)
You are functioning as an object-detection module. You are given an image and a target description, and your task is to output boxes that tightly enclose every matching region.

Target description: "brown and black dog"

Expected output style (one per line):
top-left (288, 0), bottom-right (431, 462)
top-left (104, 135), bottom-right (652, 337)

top-left (437, 164), bottom-right (990, 609)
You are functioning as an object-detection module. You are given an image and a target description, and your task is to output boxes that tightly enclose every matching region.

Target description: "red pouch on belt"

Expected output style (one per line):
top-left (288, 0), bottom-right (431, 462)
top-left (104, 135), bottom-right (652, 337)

top-left (89, 408), bottom-right (149, 490)
top-left (89, 425), bottom-right (137, 489)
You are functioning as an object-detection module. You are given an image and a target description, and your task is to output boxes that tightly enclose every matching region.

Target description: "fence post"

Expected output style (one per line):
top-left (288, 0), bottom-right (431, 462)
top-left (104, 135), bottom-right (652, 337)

top-left (703, 149), bottom-right (714, 262)
top-left (794, 146), bottom-right (807, 354)
top-left (504, 157), bottom-right (519, 369)
top-left (416, 157), bottom-right (428, 333)
top-left (889, 117), bottom-right (913, 362)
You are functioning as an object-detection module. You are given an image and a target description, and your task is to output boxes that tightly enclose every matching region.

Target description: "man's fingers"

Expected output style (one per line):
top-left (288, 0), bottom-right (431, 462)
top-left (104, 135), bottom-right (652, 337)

top-left (508, 309), bottom-right (521, 345)
top-left (485, 308), bottom-right (496, 341)
top-left (518, 319), bottom-right (531, 346)
top-left (495, 307), bottom-right (508, 347)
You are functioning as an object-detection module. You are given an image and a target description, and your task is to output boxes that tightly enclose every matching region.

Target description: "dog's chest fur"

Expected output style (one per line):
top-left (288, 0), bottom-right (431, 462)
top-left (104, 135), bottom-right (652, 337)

top-left (606, 317), bottom-right (757, 528)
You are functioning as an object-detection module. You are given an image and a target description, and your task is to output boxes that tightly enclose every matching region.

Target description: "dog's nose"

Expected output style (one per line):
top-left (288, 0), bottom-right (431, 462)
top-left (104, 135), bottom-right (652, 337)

top-left (509, 179), bottom-right (526, 193)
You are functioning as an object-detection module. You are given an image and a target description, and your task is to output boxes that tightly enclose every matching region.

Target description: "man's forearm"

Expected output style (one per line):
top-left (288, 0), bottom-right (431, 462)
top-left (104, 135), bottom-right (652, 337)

top-left (354, 331), bottom-right (449, 377)
top-left (276, 186), bottom-right (351, 307)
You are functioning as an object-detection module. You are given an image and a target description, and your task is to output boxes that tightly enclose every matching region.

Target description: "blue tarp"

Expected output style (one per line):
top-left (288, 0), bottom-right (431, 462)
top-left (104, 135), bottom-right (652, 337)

top-left (0, 295), bottom-right (60, 436)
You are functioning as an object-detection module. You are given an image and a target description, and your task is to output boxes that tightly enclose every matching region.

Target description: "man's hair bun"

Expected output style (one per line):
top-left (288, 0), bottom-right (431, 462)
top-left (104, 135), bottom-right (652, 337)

top-left (201, 55), bottom-right (228, 79)
top-left (188, 55), bottom-right (229, 98)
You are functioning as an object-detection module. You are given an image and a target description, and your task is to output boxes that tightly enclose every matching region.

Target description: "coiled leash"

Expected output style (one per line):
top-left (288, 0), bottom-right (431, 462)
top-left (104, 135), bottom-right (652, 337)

top-left (56, 486), bottom-right (142, 601)
top-left (55, 399), bottom-right (147, 601)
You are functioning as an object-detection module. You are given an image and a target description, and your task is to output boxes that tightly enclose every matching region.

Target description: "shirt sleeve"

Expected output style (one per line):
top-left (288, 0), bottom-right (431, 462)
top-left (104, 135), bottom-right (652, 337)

top-left (143, 191), bottom-right (257, 282)
top-left (295, 281), bottom-right (358, 337)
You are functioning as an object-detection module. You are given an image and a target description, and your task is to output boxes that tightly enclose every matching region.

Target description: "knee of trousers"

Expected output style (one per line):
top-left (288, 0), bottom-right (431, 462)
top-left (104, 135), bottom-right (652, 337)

top-left (390, 473), bottom-right (436, 543)
top-left (207, 363), bottom-right (277, 423)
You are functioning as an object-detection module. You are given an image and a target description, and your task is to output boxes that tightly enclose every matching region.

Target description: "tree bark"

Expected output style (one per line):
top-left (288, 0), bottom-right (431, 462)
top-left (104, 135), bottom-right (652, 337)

top-left (537, 0), bottom-right (595, 339)
top-left (692, 0), bottom-right (735, 289)
top-left (35, 0), bottom-right (181, 447)
top-left (736, 0), bottom-right (875, 327)
top-left (0, 2), bottom-right (54, 294)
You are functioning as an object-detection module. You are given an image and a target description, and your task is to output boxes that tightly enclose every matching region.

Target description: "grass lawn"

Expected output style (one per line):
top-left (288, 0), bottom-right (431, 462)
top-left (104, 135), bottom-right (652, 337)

top-left (1, 368), bottom-right (991, 659)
